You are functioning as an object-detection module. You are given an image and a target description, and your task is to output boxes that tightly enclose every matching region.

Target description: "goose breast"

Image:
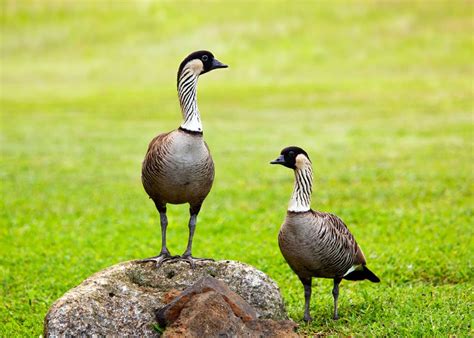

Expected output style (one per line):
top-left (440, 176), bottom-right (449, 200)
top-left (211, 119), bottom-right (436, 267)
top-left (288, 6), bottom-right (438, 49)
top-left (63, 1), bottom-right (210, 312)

top-left (278, 211), bottom-right (357, 279)
top-left (142, 129), bottom-right (214, 205)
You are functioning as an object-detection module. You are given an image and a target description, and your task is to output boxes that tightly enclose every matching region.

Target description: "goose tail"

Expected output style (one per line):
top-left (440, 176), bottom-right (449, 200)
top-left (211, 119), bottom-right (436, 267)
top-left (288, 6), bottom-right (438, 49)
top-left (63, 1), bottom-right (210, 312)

top-left (343, 265), bottom-right (380, 283)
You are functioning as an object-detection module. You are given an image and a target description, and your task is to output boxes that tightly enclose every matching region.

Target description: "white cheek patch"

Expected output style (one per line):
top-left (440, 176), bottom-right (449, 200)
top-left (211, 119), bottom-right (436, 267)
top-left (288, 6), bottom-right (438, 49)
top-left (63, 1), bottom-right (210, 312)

top-left (295, 154), bottom-right (310, 169)
top-left (187, 59), bottom-right (204, 75)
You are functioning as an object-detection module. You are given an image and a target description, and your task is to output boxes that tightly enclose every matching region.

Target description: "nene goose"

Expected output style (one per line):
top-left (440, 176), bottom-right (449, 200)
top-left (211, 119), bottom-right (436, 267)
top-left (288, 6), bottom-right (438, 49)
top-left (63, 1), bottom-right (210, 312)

top-left (270, 146), bottom-right (380, 321)
top-left (141, 50), bottom-right (227, 267)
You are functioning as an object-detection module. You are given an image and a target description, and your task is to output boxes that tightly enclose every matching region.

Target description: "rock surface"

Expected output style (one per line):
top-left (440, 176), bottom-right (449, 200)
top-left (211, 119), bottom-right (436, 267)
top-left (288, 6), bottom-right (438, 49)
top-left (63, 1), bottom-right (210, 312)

top-left (44, 260), bottom-right (288, 337)
top-left (157, 276), bottom-right (297, 338)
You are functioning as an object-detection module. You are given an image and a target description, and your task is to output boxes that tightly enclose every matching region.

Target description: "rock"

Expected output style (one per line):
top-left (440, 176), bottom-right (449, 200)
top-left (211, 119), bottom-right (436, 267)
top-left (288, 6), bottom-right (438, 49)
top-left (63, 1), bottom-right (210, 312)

top-left (44, 260), bottom-right (288, 337)
top-left (158, 276), bottom-right (297, 338)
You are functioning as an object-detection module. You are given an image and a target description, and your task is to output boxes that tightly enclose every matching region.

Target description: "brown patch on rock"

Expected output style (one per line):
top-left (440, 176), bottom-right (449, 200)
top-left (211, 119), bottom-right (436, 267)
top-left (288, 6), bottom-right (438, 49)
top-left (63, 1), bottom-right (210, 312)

top-left (163, 291), bottom-right (246, 337)
top-left (158, 276), bottom-right (297, 338)
top-left (157, 276), bottom-right (257, 327)
top-left (162, 289), bottom-right (181, 304)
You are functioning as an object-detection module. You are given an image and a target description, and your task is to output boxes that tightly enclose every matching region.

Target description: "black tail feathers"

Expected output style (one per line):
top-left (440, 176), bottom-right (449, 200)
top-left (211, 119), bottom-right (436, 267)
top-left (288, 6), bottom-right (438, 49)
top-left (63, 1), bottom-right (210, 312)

top-left (344, 266), bottom-right (380, 283)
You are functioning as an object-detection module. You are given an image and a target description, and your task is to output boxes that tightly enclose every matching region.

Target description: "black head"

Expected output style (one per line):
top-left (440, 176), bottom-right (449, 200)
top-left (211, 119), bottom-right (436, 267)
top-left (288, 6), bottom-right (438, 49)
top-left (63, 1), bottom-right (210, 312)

top-left (177, 50), bottom-right (228, 80)
top-left (270, 146), bottom-right (310, 169)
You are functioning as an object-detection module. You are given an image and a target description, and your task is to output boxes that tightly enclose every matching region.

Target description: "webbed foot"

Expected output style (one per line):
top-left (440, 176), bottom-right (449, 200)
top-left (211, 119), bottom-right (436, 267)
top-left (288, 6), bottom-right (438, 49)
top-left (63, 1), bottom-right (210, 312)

top-left (138, 253), bottom-right (180, 268)
top-left (179, 254), bottom-right (214, 269)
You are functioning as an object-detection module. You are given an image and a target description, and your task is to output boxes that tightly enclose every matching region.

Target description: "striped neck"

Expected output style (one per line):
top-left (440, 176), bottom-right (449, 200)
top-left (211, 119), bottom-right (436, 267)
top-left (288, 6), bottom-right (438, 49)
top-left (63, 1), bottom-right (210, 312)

top-left (178, 68), bottom-right (202, 133)
top-left (288, 159), bottom-right (313, 212)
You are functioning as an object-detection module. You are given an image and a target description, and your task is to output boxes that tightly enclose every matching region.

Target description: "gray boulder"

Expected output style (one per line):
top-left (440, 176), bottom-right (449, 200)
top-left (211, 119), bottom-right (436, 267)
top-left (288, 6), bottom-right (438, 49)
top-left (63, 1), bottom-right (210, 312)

top-left (44, 260), bottom-right (288, 337)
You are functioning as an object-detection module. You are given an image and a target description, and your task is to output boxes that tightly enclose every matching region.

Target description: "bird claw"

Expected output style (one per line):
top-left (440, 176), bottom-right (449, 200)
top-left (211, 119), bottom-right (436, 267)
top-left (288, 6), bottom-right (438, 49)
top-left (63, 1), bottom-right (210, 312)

top-left (178, 255), bottom-right (214, 269)
top-left (303, 315), bottom-right (313, 323)
top-left (138, 253), bottom-right (180, 268)
top-left (138, 253), bottom-right (213, 269)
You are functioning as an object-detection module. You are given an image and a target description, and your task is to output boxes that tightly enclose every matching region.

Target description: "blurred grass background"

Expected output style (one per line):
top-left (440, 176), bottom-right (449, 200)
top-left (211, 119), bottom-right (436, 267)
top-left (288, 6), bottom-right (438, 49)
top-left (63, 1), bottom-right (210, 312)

top-left (1, 0), bottom-right (473, 335)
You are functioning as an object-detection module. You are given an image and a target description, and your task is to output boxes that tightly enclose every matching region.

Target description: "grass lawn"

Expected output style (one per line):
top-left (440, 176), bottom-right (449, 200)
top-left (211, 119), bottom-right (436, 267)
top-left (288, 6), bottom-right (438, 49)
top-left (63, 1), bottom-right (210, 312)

top-left (1, 0), bottom-right (473, 336)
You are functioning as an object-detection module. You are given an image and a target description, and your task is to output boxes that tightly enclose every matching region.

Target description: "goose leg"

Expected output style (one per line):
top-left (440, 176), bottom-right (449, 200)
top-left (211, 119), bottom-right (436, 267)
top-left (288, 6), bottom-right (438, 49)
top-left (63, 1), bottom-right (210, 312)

top-left (332, 277), bottom-right (342, 320)
top-left (180, 205), bottom-right (213, 268)
top-left (300, 277), bottom-right (313, 322)
top-left (140, 206), bottom-right (178, 267)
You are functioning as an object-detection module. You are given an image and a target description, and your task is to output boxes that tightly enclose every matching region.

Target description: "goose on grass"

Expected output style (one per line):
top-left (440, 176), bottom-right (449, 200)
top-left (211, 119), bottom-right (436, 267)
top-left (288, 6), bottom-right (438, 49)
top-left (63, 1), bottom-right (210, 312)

top-left (270, 146), bottom-right (380, 321)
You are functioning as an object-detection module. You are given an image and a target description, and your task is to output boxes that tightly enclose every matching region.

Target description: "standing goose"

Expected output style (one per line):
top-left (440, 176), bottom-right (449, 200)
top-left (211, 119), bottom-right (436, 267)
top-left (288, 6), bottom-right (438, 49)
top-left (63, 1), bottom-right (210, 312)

top-left (270, 146), bottom-right (380, 321)
top-left (141, 50), bottom-right (227, 267)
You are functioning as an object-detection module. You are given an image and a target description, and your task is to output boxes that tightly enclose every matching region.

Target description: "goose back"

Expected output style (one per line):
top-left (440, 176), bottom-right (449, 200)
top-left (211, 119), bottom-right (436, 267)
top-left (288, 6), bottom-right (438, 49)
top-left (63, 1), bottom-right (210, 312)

top-left (142, 129), bottom-right (214, 207)
top-left (278, 210), bottom-right (365, 279)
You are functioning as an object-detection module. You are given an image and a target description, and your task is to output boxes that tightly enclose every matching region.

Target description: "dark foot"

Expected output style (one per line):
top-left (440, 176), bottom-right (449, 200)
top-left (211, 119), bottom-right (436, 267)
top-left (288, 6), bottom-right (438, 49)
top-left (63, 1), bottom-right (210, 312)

top-left (333, 314), bottom-right (340, 320)
top-left (138, 253), bottom-right (179, 268)
top-left (179, 254), bottom-right (214, 269)
top-left (303, 314), bottom-right (313, 323)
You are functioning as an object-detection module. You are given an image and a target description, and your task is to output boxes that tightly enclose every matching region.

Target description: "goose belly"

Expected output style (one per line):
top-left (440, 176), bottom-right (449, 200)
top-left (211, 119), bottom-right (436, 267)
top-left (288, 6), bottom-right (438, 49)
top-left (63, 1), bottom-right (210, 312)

top-left (278, 221), bottom-right (353, 278)
top-left (142, 132), bottom-right (214, 205)
top-left (159, 160), bottom-right (213, 204)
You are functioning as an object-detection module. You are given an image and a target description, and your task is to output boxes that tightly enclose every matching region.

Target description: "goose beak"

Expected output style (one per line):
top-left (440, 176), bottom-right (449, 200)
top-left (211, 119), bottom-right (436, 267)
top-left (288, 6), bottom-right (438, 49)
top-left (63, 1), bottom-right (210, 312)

top-left (270, 155), bottom-right (285, 165)
top-left (211, 58), bottom-right (228, 70)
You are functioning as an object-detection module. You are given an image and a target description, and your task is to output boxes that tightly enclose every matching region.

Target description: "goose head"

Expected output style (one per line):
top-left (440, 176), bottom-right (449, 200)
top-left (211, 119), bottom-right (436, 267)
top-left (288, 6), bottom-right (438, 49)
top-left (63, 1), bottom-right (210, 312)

top-left (270, 146), bottom-right (311, 169)
top-left (177, 50), bottom-right (228, 79)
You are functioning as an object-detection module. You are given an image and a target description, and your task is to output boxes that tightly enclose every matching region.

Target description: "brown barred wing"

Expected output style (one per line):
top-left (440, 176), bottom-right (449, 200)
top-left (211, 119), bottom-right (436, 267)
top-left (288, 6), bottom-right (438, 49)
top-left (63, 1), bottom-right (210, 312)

top-left (315, 211), bottom-right (366, 264)
top-left (141, 131), bottom-right (173, 201)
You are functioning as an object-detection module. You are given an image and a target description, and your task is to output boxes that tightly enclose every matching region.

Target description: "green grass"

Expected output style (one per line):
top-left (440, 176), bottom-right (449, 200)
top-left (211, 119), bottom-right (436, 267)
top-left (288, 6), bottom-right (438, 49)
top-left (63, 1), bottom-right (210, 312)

top-left (1, 0), bottom-right (473, 336)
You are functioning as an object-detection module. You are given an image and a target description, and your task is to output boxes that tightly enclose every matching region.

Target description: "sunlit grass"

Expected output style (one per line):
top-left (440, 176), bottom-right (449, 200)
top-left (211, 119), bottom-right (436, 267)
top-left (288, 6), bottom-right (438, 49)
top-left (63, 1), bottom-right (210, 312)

top-left (1, 0), bottom-right (473, 335)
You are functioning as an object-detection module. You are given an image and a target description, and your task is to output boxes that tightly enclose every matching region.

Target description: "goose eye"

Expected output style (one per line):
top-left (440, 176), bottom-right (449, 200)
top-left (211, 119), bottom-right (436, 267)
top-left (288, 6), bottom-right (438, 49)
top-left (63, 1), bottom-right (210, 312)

top-left (202, 55), bottom-right (208, 62)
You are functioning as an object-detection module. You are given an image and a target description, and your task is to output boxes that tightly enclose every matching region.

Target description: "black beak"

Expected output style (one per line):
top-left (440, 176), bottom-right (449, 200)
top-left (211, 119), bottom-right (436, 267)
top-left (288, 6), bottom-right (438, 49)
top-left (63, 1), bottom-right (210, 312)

top-left (211, 58), bottom-right (228, 70)
top-left (270, 154), bottom-right (285, 165)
